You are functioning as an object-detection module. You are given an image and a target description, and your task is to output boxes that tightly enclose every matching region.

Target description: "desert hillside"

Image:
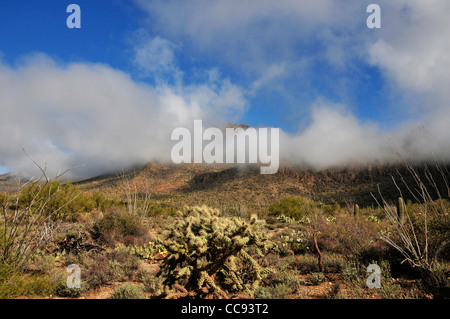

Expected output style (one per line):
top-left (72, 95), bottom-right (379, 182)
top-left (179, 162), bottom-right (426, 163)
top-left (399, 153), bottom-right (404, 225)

top-left (73, 161), bottom-right (450, 210)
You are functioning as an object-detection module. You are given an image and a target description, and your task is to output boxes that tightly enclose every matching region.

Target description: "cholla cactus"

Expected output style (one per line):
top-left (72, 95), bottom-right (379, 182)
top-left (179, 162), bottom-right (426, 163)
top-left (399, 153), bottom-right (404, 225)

top-left (158, 205), bottom-right (273, 298)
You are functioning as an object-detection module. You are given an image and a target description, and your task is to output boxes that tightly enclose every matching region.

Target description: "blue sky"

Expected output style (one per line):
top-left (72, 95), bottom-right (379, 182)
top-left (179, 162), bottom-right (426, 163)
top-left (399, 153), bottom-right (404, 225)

top-left (1, 0), bottom-right (449, 178)
top-left (0, 0), bottom-right (390, 130)
top-left (0, 1), bottom-right (140, 71)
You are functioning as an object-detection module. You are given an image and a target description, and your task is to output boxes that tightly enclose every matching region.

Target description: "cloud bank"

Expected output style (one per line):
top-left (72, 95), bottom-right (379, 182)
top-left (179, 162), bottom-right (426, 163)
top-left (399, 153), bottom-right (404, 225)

top-left (135, 0), bottom-right (450, 167)
top-left (0, 54), bottom-right (246, 179)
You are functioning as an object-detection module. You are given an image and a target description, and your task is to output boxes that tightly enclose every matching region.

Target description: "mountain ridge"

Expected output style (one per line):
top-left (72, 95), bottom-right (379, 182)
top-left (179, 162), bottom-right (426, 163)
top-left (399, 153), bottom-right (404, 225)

top-left (2, 161), bottom-right (448, 209)
top-left (74, 161), bottom-right (450, 209)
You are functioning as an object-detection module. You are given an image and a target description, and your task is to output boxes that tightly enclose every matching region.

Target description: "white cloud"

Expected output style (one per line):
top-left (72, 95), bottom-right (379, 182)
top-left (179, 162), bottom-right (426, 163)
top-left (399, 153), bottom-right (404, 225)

top-left (131, 0), bottom-right (450, 167)
top-left (130, 29), bottom-right (181, 83)
top-left (279, 103), bottom-right (390, 168)
top-left (368, 1), bottom-right (450, 105)
top-left (365, 0), bottom-right (450, 161)
top-left (0, 54), bottom-right (246, 179)
top-left (134, 0), bottom-right (367, 78)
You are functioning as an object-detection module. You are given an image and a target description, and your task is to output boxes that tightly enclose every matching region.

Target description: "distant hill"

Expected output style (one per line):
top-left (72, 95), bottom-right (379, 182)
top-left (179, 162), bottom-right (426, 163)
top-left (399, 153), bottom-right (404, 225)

top-left (2, 161), bottom-right (448, 210)
top-left (72, 161), bottom-right (450, 210)
top-left (0, 173), bottom-right (25, 193)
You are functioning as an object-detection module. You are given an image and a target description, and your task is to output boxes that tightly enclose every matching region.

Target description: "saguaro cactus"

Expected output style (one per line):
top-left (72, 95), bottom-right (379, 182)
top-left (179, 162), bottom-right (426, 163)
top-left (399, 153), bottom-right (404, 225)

top-left (397, 197), bottom-right (406, 222)
top-left (354, 204), bottom-right (360, 218)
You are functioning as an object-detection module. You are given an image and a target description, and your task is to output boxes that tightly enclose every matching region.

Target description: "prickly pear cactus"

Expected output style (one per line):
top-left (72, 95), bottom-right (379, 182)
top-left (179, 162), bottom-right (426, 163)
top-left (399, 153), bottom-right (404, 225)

top-left (158, 205), bottom-right (273, 298)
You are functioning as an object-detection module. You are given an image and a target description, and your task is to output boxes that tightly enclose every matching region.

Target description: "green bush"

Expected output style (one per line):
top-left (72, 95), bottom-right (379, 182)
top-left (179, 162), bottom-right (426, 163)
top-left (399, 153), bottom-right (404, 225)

top-left (91, 208), bottom-right (147, 245)
top-left (17, 181), bottom-right (83, 220)
top-left (0, 193), bottom-right (8, 207)
top-left (254, 283), bottom-right (294, 299)
top-left (309, 272), bottom-right (325, 285)
top-left (271, 271), bottom-right (302, 290)
top-left (404, 201), bottom-right (450, 262)
top-left (15, 181), bottom-right (117, 221)
top-left (54, 269), bottom-right (89, 298)
top-left (1, 179), bottom-right (70, 269)
top-left (147, 202), bottom-right (181, 217)
top-left (268, 196), bottom-right (317, 220)
top-left (139, 272), bottom-right (164, 295)
top-left (90, 192), bottom-right (119, 213)
top-left (323, 203), bottom-right (340, 216)
top-left (421, 261), bottom-right (450, 297)
top-left (111, 283), bottom-right (147, 299)
top-left (296, 254), bottom-right (320, 273)
top-left (342, 258), bottom-right (363, 286)
top-left (376, 260), bottom-right (405, 299)
top-left (81, 245), bottom-right (142, 287)
top-left (0, 264), bottom-right (57, 298)
top-left (323, 253), bottom-right (346, 273)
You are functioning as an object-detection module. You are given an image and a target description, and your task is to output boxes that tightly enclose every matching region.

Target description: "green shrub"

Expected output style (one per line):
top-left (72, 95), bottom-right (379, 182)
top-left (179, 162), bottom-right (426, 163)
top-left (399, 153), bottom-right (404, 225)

top-left (147, 202), bottom-right (181, 217)
top-left (91, 192), bottom-right (119, 213)
top-left (254, 283), bottom-right (294, 299)
top-left (270, 271), bottom-right (302, 290)
top-left (0, 193), bottom-right (8, 207)
top-left (91, 207), bottom-right (147, 245)
top-left (55, 284), bottom-right (85, 298)
top-left (323, 253), bottom-right (345, 273)
top-left (1, 179), bottom-right (67, 269)
top-left (111, 283), bottom-right (147, 299)
top-left (15, 181), bottom-right (117, 221)
top-left (342, 259), bottom-right (363, 286)
top-left (323, 203), bottom-right (340, 216)
top-left (0, 264), bottom-right (57, 298)
top-left (274, 255), bottom-right (299, 272)
top-left (268, 196), bottom-right (317, 220)
top-left (421, 261), bottom-right (450, 297)
top-left (54, 268), bottom-right (89, 298)
top-left (17, 181), bottom-right (84, 220)
top-left (81, 245), bottom-right (142, 287)
top-left (375, 260), bottom-right (405, 299)
top-left (309, 272), bottom-right (325, 285)
top-left (107, 260), bottom-right (127, 282)
top-left (139, 272), bottom-right (164, 295)
top-left (296, 254), bottom-right (320, 273)
top-left (318, 212), bottom-right (382, 256)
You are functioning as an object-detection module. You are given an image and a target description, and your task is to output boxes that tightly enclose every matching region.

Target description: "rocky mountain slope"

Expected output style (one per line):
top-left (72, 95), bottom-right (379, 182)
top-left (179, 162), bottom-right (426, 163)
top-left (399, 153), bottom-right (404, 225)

top-left (73, 161), bottom-right (450, 210)
top-left (2, 160), bottom-right (448, 211)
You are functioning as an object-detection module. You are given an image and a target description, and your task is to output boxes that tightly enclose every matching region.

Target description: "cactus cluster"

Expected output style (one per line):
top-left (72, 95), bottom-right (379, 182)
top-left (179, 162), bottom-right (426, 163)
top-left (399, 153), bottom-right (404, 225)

top-left (158, 206), bottom-right (273, 298)
top-left (276, 214), bottom-right (296, 224)
top-left (130, 241), bottom-right (167, 260)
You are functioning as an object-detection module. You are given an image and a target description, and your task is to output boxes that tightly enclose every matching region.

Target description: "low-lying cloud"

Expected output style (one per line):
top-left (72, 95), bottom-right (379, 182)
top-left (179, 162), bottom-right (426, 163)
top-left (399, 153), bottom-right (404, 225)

top-left (0, 54), bottom-right (246, 179)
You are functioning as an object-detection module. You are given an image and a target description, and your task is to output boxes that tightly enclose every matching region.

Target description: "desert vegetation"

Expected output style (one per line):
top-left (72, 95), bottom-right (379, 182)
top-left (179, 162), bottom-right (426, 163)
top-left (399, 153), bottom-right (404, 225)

top-left (0, 162), bottom-right (449, 299)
